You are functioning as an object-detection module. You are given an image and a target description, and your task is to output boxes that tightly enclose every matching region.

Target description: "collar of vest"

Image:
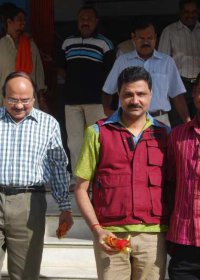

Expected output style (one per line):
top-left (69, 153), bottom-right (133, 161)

top-left (98, 120), bottom-right (165, 140)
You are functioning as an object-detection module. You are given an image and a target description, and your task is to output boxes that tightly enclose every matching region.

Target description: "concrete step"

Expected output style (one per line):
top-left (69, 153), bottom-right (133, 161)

top-left (45, 215), bottom-right (92, 240)
top-left (46, 190), bottom-right (80, 216)
top-left (2, 236), bottom-right (97, 280)
top-left (41, 238), bottom-right (96, 279)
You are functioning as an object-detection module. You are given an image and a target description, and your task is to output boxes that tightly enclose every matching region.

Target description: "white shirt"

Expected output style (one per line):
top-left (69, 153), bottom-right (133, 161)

top-left (158, 20), bottom-right (200, 79)
top-left (103, 50), bottom-right (186, 112)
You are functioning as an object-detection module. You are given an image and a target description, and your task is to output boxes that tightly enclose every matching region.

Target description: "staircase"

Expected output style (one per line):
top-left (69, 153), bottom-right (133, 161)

top-left (1, 190), bottom-right (98, 280)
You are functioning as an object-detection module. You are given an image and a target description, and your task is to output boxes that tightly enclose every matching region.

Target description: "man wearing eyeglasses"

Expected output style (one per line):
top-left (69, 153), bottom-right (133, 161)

top-left (0, 71), bottom-right (73, 280)
top-left (166, 72), bottom-right (200, 279)
top-left (102, 18), bottom-right (190, 127)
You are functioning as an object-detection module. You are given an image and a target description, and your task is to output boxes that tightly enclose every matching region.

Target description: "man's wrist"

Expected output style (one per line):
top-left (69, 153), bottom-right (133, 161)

top-left (62, 209), bottom-right (72, 213)
top-left (91, 223), bottom-right (101, 231)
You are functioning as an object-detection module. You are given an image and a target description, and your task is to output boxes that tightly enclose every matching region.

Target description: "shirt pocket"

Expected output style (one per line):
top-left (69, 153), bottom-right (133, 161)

top-left (147, 140), bottom-right (167, 217)
top-left (148, 170), bottom-right (166, 216)
top-left (92, 173), bottom-right (132, 220)
top-left (147, 139), bottom-right (165, 166)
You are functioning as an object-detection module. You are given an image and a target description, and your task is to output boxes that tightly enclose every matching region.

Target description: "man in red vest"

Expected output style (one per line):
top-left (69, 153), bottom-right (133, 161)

top-left (75, 66), bottom-right (169, 280)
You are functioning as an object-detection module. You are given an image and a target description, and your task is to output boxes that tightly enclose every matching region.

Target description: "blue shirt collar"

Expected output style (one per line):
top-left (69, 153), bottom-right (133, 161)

top-left (103, 107), bottom-right (168, 130)
top-left (126, 49), bottom-right (162, 60)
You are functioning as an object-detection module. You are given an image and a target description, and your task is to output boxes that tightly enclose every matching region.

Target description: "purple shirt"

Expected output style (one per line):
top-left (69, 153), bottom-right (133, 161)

top-left (167, 117), bottom-right (200, 246)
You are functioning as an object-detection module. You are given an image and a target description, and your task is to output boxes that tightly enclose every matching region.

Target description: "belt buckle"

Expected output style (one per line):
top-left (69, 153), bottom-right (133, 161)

top-left (191, 78), bottom-right (196, 84)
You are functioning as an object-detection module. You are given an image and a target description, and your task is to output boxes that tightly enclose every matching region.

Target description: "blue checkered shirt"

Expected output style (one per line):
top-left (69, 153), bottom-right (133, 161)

top-left (0, 107), bottom-right (71, 211)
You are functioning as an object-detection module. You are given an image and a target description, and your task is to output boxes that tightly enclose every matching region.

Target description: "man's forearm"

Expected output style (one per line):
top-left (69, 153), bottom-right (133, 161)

top-left (74, 178), bottom-right (118, 253)
top-left (74, 178), bottom-right (99, 229)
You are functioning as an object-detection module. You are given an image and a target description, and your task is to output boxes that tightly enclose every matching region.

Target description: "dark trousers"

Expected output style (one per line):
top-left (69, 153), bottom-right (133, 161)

top-left (182, 79), bottom-right (196, 118)
top-left (169, 79), bottom-right (195, 128)
top-left (168, 242), bottom-right (200, 280)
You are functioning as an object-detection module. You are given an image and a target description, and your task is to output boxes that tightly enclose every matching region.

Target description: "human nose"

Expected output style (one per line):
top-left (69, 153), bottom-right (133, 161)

top-left (130, 95), bottom-right (139, 104)
top-left (14, 101), bottom-right (24, 108)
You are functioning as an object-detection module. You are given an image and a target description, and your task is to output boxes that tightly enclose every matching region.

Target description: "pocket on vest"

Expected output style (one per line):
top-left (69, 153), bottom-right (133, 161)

top-left (147, 139), bottom-right (165, 166)
top-left (92, 174), bottom-right (132, 220)
top-left (148, 170), bottom-right (166, 216)
top-left (147, 140), bottom-right (167, 217)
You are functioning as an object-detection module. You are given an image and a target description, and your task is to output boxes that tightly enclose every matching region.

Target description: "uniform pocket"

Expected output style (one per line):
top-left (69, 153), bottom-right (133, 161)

top-left (148, 170), bottom-right (167, 217)
top-left (147, 139), bottom-right (165, 166)
top-left (92, 174), bottom-right (132, 220)
top-left (147, 139), bottom-right (166, 217)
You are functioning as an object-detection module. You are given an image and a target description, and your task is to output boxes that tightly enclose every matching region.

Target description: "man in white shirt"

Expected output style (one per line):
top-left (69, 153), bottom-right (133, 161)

top-left (158, 0), bottom-right (200, 123)
top-left (103, 19), bottom-right (190, 127)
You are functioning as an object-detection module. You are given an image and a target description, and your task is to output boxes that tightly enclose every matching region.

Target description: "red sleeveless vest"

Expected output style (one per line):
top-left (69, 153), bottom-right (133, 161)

top-left (92, 120), bottom-right (169, 227)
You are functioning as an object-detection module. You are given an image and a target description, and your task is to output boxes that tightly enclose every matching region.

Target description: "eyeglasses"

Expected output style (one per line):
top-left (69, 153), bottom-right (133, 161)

top-left (6, 97), bottom-right (33, 105)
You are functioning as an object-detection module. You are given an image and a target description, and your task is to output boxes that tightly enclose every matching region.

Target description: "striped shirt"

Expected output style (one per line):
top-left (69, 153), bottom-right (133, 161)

top-left (103, 50), bottom-right (186, 112)
top-left (0, 107), bottom-right (71, 211)
top-left (61, 34), bottom-right (114, 105)
top-left (158, 20), bottom-right (200, 79)
top-left (62, 34), bottom-right (113, 63)
top-left (167, 117), bottom-right (200, 246)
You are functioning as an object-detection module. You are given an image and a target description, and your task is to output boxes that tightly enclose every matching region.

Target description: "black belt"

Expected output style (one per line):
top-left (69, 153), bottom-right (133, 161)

top-left (181, 77), bottom-right (196, 84)
top-left (150, 110), bottom-right (168, 117)
top-left (0, 185), bottom-right (46, 195)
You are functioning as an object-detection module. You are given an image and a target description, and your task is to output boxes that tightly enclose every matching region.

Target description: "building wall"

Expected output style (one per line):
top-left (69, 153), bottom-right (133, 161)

top-left (0, 0), bottom-right (28, 12)
top-left (54, 0), bottom-right (180, 46)
top-left (54, 0), bottom-right (84, 21)
top-left (54, 0), bottom-right (179, 21)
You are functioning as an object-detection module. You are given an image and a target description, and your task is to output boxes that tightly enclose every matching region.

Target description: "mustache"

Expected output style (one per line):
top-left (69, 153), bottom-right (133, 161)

top-left (141, 43), bottom-right (151, 48)
top-left (13, 109), bottom-right (25, 112)
top-left (81, 24), bottom-right (89, 28)
top-left (127, 104), bottom-right (142, 109)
